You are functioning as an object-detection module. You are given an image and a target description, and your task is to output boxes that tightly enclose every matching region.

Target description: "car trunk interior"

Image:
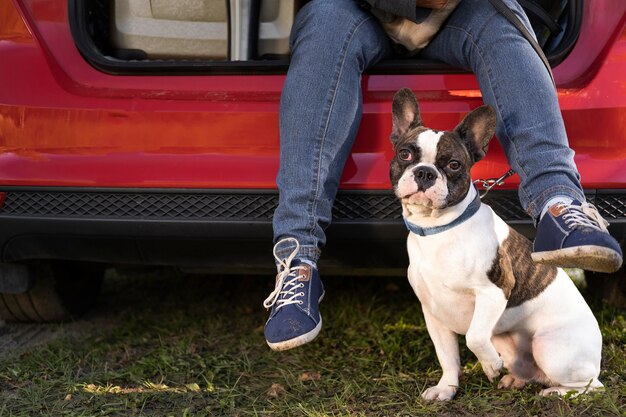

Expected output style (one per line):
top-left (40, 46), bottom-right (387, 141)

top-left (70, 0), bottom-right (582, 74)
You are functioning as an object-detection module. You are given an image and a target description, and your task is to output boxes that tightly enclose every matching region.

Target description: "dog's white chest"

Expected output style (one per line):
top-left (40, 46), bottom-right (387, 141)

top-left (406, 208), bottom-right (501, 334)
top-left (411, 267), bottom-right (477, 333)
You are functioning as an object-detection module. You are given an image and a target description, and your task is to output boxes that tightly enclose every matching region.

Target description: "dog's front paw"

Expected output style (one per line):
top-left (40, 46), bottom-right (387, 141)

top-left (480, 357), bottom-right (503, 382)
top-left (421, 384), bottom-right (458, 401)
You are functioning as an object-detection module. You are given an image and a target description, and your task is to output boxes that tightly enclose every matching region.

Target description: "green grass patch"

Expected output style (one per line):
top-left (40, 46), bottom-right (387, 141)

top-left (0, 268), bottom-right (624, 416)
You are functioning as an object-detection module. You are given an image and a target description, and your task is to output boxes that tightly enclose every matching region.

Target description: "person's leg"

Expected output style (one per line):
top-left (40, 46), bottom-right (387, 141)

top-left (422, 0), bottom-right (581, 218)
top-left (265, 0), bottom-right (393, 351)
top-left (421, 0), bottom-right (622, 272)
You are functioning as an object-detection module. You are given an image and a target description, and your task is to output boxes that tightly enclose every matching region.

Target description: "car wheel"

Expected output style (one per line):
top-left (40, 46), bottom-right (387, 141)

top-left (0, 261), bottom-right (104, 322)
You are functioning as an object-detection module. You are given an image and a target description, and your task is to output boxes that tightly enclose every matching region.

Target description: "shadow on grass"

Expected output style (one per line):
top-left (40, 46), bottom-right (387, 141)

top-left (0, 268), bottom-right (624, 416)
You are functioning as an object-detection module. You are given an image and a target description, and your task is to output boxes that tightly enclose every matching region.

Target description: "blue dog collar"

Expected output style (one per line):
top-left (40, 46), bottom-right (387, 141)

top-left (403, 188), bottom-right (481, 237)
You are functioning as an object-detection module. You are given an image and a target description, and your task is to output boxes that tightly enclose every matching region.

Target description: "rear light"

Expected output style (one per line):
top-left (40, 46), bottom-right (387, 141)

top-left (0, 192), bottom-right (6, 209)
top-left (0, 0), bottom-right (33, 43)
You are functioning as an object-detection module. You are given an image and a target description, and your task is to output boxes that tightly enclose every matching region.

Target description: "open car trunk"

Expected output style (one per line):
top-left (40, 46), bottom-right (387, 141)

top-left (70, 0), bottom-right (583, 75)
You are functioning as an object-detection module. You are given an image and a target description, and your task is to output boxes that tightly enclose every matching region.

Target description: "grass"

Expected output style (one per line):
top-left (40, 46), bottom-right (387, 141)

top-left (0, 268), bottom-right (624, 416)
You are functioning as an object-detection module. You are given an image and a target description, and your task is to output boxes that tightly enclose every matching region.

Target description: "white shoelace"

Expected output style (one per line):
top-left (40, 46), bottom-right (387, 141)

top-left (263, 238), bottom-right (306, 310)
top-left (562, 202), bottom-right (609, 232)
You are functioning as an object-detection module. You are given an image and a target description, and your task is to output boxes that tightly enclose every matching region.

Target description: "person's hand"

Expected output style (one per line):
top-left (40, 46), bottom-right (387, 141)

top-left (416, 0), bottom-right (449, 9)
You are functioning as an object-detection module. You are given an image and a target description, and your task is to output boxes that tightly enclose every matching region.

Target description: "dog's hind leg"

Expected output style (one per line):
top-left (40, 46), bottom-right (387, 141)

top-left (492, 332), bottom-right (541, 390)
top-left (532, 321), bottom-right (603, 397)
top-left (539, 379), bottom-right (604, 397)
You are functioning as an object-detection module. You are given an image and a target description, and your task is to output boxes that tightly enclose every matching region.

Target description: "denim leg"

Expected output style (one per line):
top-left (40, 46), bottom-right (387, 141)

top-left (421, 0), bottom-right (585, 221)
top-left (273, 0), bottom-right (393, 261)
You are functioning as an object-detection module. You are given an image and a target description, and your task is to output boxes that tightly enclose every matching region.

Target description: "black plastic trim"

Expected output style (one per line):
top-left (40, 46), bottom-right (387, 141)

top-left (0, 187), bottom-right (623, 274)
top-left (547, 0), bottom-right (584, 67)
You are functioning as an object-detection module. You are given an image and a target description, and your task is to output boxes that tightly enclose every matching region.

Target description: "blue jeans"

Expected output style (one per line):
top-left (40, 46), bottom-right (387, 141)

top-left (273, 0), bottom-right (585, 262)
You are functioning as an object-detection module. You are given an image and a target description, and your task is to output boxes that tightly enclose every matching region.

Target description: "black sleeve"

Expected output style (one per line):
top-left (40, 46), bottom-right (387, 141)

top-left (363, 0), bottom-right (431, 23)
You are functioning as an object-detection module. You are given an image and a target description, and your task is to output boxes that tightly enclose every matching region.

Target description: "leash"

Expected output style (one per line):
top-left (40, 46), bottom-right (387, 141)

top-left (473, 3), bottom-right (551, 194)
top-left (474, 169), bottom-right (515, 199)
top-left (404, 171), bottom-right (515, 235)
top-left (472, 2), bottom-right (548, 197)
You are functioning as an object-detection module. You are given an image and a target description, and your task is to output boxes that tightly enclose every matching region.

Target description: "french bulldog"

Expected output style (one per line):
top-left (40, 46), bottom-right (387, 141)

top-left (389, 88), bottom-right (603, 400)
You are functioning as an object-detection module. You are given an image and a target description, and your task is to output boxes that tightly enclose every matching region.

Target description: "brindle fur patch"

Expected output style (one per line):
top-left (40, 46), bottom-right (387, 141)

top-left (487, 226), bottom-right (558, 307)
top-left (436, 132), bottom-right (474, 207)
top-left (389, 126), bottom-right (428, 187)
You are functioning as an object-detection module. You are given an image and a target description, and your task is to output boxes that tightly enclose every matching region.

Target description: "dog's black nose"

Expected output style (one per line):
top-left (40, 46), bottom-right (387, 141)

top-left (413, 165), bottom-right (438, 190)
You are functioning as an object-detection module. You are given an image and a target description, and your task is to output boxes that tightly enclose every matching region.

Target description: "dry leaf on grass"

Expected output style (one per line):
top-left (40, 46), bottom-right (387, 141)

top-left (299, 372), bottom-right (321, 382)
top-left (266, 383), bottom-right (286, 398)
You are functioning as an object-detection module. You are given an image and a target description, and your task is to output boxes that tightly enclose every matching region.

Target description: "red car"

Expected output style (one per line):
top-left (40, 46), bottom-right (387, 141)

top-left (0, 0), bottom-right (624, 321)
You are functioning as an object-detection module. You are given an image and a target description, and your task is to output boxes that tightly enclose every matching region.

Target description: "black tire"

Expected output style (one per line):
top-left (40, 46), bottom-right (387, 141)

top-left (0, 261), bottom-right (104, 322)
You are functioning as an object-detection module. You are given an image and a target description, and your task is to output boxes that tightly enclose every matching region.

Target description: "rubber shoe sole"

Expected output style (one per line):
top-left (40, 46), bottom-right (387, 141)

top-left (266, 318), bottom-right (323, 351)
top-left (532, 245), bottom-right (623, 273)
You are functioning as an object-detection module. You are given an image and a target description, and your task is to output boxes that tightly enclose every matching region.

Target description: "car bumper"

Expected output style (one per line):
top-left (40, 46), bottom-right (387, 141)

top-left (0, 187), bottom-right (624, 274)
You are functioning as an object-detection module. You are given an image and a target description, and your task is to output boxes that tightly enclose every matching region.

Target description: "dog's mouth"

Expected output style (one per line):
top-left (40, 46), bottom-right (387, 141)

top-left (397, 187), bottom-right (449, 210)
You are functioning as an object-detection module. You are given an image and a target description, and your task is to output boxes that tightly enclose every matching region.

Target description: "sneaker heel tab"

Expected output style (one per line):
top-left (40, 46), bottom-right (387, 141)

top-left (549, 204), bottom-right (568, 217)
top-left (296, 265), bottom-right (312, 282)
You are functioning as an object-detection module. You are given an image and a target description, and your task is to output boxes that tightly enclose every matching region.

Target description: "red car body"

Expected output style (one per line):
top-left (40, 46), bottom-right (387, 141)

top-left (0, 0), bottom-right (625, 278)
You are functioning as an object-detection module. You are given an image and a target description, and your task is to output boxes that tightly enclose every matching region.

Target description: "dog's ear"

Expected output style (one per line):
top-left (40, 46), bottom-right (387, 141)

top-left (391, 88), bottom-right (422, 144)
top-left (454, 105), bottom-right (496, 163)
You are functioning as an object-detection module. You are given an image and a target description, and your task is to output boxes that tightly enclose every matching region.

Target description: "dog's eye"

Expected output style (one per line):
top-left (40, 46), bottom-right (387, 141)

top-left (398, 148), bottom-right (413, 162)
top-left (448, 160), bottom-right (461, 170)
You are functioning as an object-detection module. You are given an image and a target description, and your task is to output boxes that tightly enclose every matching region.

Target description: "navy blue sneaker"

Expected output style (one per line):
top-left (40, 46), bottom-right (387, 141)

top-left (532, 200), bottom-right (623, 273)
top-left (263, 238), bottom-right (324, 351)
